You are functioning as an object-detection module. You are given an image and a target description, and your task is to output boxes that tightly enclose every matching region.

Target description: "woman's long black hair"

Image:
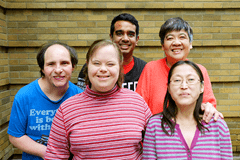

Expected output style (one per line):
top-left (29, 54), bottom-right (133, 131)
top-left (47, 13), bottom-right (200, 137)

top-left (161, 60), bottom-right (208, 135)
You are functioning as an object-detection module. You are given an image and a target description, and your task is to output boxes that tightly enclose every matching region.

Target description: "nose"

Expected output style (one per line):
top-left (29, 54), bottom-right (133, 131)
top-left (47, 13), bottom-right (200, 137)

top-left (99, 64), bottom-right (107, 72)
top-left (122, 33), bottom-right (129, 42)
top-left (180, 80), bottom-right (188, 89)
top-left (172, 38), bottom-right (181, 46)
top-left (55, 64), bottom-right (63, 74)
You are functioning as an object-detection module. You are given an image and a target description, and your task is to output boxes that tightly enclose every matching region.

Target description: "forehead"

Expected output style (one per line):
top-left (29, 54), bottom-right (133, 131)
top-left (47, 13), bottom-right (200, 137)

top-left (44, 44), bottom-right (71, 61)
top-left (172, 64), bottom-right (198, 77)
top-left (166, 30), bottom-right (189, 37)
top-left (92, 45), bottom-right (119, 60)
top-left (114, 20), bottom-right (136, 32)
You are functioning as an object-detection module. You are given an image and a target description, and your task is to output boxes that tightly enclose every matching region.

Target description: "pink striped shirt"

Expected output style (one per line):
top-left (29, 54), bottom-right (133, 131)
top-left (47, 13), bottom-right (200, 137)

top-left (45, 85), bottom-right (152, 159)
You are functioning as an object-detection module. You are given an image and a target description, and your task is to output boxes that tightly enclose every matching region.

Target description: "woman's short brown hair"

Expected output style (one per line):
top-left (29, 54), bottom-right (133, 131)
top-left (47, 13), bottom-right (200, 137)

top-left (84, 39), bottom-right (124, 89)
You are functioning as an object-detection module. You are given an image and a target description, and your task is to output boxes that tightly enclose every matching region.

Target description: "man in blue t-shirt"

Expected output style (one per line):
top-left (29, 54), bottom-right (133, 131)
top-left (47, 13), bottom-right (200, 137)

top-left (8, 42), bottom-right (83, 160)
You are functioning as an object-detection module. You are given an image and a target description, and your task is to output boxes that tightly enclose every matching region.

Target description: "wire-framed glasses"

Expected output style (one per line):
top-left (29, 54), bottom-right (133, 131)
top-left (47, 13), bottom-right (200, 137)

top-left (170, 77), bottom-right (200, 86)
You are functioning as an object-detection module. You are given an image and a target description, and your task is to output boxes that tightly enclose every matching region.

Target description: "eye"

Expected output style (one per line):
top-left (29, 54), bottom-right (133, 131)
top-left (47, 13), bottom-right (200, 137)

top-left (166, 37), bottom-right (173, 41)
top-left (107, 63), bottom-right (115, 66)
top-left (62, 61), bottom-right (70, 65)
top-left (116, 31), bottom-right (123, 36)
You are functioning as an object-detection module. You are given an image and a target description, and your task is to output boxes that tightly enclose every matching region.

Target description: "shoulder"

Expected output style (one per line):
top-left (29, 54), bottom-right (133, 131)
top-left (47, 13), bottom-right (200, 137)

top-left (145, 58), bottom-right (165, 69)
top-left (196, 63), bottom-right (208, 73)
top-left (205, 117), bottom-right (229, 131)
top-left (68, 81), bottom-right (83, 93)
top-left (147, 114), bottom-right (162, 127)
top-left (133, 56), bottom-right (147, 65)
top-left (14, 80), bottom-right (38, 98)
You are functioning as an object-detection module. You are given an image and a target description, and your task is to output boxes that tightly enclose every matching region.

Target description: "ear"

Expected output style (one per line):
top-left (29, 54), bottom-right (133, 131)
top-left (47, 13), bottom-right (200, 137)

top-left (135, 36), bottom-right (139, 46)
top-left (110, 34), bottom-right (113, 41)
top-left (190, 42), bottom-right (193, 50)
top-left (200, 82), bottom-right (204, 93)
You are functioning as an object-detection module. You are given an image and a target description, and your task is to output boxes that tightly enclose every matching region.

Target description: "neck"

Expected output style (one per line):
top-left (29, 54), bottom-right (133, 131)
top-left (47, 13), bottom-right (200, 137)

top-left (166, 57), bottom-right (179, 68)
top-left (38, 78), bottom-right (68, 101)
top-left (176, 104), bottom-right (196, 122)
top-left (123, 55), bottom-right (133, 66)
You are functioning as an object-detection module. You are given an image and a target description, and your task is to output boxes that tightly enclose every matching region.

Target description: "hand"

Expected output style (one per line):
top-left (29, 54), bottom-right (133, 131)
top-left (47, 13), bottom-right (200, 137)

top-left (201, 102), bottom-right (224, 123)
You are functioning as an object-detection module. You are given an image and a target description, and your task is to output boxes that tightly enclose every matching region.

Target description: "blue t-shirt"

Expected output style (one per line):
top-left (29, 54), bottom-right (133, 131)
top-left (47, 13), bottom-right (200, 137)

top-left (8, 79), bottom-right (83, 160)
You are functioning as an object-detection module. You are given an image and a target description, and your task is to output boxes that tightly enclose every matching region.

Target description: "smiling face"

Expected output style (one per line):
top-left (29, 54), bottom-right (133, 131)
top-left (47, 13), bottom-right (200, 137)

top-left (110, 20), bottom-right (139, 59)
top-left (168, 64), bottom-right (203, 108)
top-left (88, 45), bottom-right (120, 92)
top-left (42, 44), bottom-right (74, 89)
top-left (162, 30), bottom-right (192, 67)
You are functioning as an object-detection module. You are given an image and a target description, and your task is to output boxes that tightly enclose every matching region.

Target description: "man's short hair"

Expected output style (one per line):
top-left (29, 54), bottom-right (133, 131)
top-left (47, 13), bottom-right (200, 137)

top-left (37, 41), bottom-right (78, 77)
top-left (110, 13), bottom-right (139, 38)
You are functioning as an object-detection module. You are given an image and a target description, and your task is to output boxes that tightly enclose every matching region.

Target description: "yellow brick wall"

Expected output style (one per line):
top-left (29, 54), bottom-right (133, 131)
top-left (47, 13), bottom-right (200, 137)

top-left (0, 0), bottom-right (240, 159)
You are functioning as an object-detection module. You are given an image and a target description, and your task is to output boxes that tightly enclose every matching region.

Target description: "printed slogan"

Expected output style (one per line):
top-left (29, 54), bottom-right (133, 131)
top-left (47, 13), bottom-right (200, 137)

top-left (29, 109), bottom-right (58, 131)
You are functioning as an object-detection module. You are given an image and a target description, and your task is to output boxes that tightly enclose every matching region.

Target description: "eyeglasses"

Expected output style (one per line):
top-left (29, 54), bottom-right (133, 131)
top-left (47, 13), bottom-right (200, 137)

top-left (170, 78), bottom-right (200, 86)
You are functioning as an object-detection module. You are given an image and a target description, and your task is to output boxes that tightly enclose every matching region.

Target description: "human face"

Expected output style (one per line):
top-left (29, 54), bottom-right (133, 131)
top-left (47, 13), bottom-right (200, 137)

top-left (42, 44), bottom-right (74, 89)
top-left (162, 30), bottom-right (192, 66)
top-left (110, 21), bottom-right (139, 59)
top-left (168, 64), bottom-right (203, 108)
top-left (88, 45), bottom-right (120, 92)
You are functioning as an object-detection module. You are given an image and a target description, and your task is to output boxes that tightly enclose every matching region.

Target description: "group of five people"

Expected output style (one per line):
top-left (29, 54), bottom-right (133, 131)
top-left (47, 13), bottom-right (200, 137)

top-left (8, 13), bottom-right (232, 159)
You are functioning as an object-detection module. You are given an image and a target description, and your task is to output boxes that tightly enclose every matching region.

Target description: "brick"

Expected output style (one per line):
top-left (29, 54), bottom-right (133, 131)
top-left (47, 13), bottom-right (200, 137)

top-left (144, 15), bottom-right (164, 21)
top-left (18, 34), bottom-right (37, 40)
top-left (222, 40), bottom-right (240, 46)
top-left (88, 15), bottom-right (107, 21)
top-left (78, 34), bottom-right (97, 40)
top-left (20, 72), bottom-right (39, 78)
top-left (77, 21), bottom-right (96, 27)
top-left (106, 3), bottom-right (125, 8)
top-left (48, 15), bottom-right (67, 21)
top-left (58, 34), bottom-right (77, 40)
top-left (165, 2), bottom-right (183, 8)
top-left (10, 65), bottom-right (28, 71)
top-left (27, 15), bottom-right (48, 21)
top-left (203, 2), bottom-right (222, 8)
top-left (26, 3), bottom-right (46, 8)
top-left (47, 3), bottom-right (67, 8)
top-left (37, 22), bottom-right (57, 28)
top-left (184, 2), bottom-right (203, 8)
top-left (7, 2), bottom-right (26, 8)
top-left (220, 76), bottom-right (239, 82)
top-left (66, 2), bottom-right (87, 8)
top-left (220, 64), bottom-right (239, 70)
top-left (8, 15), bottom-right (27, 21)
top-left (231, 58), bottom-right (240, 63)
top-left (38, 34), bottom-right (58, 40)
top-left (58, 22), bottom-right (77, 28)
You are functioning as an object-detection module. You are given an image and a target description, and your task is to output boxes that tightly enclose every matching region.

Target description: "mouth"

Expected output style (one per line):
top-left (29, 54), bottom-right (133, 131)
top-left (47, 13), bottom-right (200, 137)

top-left (54, 76), bottom-right (65, 80)
top-left (180, 93), bottom-right (189, 96)
top-left (97, 75), bottom-right (110, 79)
top-left (119, 44), bottom-right (131, 50)
top-left (171, 49), bottom-right (182, 54)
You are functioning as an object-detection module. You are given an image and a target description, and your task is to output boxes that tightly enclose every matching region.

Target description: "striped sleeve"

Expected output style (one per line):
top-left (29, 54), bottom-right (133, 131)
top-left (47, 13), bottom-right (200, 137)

top-left (142, 116), bottom-right (157, 159)
top-left (219, 118), bottom-right (233, 159)
top-left (45, 107), bottom-right (70, 160)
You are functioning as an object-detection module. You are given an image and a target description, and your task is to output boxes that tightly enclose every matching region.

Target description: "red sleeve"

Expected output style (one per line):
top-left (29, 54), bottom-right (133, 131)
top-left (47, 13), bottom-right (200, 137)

top-left (45, 107), bottom-right (70, 160)
top-left (136, 63), bottom-right (150, 106)
top-left (198, 64), bottom-right (217, 108)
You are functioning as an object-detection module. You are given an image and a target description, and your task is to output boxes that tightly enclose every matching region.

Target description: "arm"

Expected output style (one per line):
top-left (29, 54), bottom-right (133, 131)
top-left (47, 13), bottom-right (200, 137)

top-left (136, 65), bottom-right (150, 105)
top-left (142, 118), bottom-right (157, 159)
top-left (9, 135), bottom-right (46, 159)
top-left (45, 108), bottom-right (70, 160)
top-left (219, 119), bottom-right (233, 159)
top-left (198, 64), bottom-right (223, 122)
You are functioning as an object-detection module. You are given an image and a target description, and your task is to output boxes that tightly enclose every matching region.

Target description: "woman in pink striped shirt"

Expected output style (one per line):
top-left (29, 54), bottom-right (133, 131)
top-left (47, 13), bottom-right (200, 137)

top-left (143, 60), bottom-right (233, 160)
top-left (45, 39), bottom-right (152, 159)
